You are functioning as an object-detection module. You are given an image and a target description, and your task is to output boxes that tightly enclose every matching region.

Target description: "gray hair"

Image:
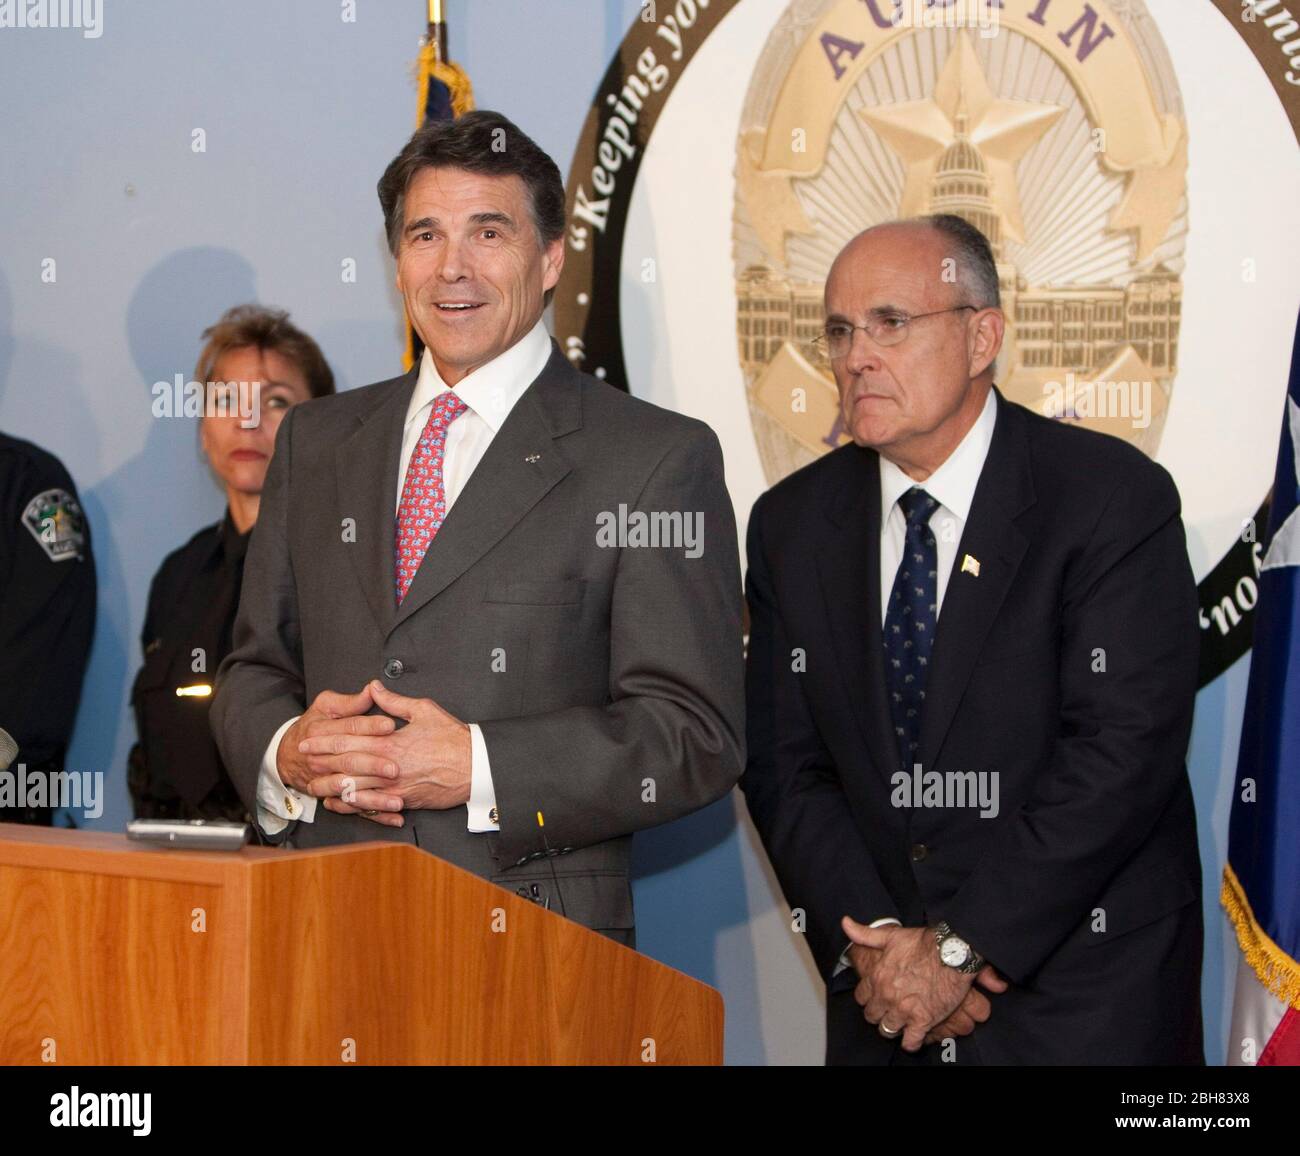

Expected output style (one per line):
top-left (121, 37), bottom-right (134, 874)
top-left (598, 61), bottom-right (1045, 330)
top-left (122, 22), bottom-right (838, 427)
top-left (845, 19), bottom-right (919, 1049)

top-left (920, 213), bottom-right (1001, 310)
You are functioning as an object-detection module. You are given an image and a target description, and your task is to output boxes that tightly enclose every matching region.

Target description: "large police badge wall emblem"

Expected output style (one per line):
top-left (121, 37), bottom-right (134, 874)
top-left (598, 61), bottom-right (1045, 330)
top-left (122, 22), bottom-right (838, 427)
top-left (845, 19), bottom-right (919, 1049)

top-left (556, 0), bottom-right (1300, 686)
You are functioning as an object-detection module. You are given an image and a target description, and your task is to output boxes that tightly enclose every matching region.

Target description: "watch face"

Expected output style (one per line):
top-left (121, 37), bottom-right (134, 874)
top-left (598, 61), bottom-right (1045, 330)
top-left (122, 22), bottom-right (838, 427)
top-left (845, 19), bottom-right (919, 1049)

top-left (940, 937), bottom-right (970, 967)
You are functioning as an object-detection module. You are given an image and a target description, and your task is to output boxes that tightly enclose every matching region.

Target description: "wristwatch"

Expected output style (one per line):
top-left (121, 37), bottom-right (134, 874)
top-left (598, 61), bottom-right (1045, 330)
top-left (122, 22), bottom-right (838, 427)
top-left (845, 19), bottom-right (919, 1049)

top-left (932, 920), bottom-right (984, 974)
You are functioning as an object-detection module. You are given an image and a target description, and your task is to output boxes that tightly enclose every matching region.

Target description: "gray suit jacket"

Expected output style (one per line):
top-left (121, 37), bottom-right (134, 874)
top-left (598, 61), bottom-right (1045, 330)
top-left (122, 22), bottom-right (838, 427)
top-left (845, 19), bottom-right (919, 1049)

top-left (211, 342), bottom-right (745, 945)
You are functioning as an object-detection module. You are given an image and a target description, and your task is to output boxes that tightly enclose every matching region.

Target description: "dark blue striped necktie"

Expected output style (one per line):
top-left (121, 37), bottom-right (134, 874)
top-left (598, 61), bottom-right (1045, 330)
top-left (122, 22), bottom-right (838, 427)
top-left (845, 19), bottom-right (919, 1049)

top-left (883, 487), bottom-right (939, 772)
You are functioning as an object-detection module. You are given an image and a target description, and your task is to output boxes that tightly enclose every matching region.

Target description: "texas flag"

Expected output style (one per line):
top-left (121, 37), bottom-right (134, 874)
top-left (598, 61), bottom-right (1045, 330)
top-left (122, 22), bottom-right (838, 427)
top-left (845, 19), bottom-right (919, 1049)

top-left (1222, 312), bottom-right (1300, 1066)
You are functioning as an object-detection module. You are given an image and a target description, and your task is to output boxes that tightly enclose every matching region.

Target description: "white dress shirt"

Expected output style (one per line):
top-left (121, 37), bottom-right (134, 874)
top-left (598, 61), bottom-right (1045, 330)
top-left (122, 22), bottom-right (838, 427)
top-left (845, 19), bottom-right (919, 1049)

top-left (833, 387), bottom-right (998, 977)
top-left (877, 387), bottom-right (997, 625)
top-left (255, 319), bottom-right (553, 837)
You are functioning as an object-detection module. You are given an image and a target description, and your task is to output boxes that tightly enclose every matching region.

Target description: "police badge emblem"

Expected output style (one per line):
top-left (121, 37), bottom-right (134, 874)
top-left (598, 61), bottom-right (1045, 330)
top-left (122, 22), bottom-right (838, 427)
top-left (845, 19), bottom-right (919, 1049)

top-left (555, 0), bottom-right (1300, 688)
top-left (22, 488), bottom-right (87, 562)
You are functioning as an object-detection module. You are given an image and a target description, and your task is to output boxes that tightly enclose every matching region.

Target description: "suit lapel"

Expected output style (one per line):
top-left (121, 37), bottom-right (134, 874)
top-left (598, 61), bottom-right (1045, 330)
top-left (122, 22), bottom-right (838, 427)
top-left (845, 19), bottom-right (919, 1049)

top-left (389, 346), bottom-right (579, 636)
top-left (335, 370), bottom-right (416, 639)
top-left (918, 391), bottom-right (1036, 770)
top-left (815, 446), bottom-right (902, 789)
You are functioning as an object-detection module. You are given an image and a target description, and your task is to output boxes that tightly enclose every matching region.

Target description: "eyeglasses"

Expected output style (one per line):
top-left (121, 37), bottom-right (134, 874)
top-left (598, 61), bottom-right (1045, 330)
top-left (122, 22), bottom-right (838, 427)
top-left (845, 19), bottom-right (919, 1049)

top-left (813, 305), bottom-right (977, 358)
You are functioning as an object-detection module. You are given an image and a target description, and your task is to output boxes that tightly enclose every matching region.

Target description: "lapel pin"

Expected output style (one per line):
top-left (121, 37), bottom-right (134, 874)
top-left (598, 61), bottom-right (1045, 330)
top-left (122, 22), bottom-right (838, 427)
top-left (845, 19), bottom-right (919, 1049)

top-left (961, 553), bottom-right (981, 577)
top-left (524, 453), bottom-right (541, 463)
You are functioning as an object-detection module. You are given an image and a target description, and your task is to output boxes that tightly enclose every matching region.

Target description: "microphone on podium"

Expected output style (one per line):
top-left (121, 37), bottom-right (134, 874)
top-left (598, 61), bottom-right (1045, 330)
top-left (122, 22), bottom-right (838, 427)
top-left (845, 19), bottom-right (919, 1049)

top-left (536, 810), bottom-right (568, 920)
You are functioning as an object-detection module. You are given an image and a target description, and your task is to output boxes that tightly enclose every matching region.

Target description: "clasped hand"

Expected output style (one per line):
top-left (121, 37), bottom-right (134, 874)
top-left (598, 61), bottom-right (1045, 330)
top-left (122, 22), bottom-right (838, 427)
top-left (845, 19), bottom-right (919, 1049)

top-left (842, 917), bottom-right (1008, 1052)
top-left (275, 680), bottom-right (472, 828)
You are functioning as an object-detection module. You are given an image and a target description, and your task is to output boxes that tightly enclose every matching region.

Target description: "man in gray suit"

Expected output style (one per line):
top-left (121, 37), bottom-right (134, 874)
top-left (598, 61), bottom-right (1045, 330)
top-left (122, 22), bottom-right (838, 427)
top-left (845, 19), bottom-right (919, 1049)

top-left (211, 110), bottom-right (744, 945)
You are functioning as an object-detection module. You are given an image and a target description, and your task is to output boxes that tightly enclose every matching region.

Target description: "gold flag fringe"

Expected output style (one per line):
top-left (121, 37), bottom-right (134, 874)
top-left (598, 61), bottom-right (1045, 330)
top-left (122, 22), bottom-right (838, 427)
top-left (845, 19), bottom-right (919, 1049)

top-left (416, 41), bottom-right (475, 123)
top-left (1222, 862), bottom-right (1300, 1011)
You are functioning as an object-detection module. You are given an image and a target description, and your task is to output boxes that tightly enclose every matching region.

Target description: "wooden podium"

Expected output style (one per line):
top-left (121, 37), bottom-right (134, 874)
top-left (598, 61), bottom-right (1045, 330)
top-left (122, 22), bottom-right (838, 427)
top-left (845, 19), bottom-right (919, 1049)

top-left (0, 824), bottom-right (722, 1065)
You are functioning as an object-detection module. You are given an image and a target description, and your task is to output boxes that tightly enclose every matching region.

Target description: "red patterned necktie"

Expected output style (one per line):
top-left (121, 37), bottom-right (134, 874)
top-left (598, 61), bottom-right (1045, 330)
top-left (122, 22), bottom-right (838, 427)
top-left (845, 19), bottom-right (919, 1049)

top-left (394, 390), bottom-right (468, 604)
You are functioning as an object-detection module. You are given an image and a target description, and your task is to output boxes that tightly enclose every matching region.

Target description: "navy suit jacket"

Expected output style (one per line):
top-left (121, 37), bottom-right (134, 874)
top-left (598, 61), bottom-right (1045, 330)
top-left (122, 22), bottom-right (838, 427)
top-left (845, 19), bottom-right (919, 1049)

top-left (741, 388), bottom-right (1204, 1065)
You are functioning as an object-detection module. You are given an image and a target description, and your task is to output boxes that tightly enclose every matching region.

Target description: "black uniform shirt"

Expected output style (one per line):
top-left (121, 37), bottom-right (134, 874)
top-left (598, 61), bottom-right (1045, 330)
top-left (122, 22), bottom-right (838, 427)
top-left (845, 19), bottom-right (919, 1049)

top-left (0, 432), bottom-right (96, 785)
top-left (128, 510), bottom-right (251, 820)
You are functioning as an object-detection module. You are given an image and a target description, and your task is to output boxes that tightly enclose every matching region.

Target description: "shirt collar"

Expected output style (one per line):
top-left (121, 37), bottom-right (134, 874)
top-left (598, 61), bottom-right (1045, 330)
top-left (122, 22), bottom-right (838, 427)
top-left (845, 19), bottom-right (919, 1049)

top-left (406, 318), bottom-right (552, 434)
top-left (879, 387), bottom-right (998, 526)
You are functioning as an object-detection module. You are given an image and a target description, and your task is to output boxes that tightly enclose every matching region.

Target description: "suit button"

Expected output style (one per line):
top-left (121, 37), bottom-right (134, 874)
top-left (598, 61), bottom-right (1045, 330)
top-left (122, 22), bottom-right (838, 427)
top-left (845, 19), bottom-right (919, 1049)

top-left (383, 658), bottom-right (404, 679)
top-left (910, 843), bottom-right (929, 862)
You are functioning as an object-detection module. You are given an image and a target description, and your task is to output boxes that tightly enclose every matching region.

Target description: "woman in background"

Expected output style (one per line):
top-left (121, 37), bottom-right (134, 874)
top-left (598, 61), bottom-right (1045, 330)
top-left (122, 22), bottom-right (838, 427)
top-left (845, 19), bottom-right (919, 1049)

top-left (129, 305), bottom-right (335, 821)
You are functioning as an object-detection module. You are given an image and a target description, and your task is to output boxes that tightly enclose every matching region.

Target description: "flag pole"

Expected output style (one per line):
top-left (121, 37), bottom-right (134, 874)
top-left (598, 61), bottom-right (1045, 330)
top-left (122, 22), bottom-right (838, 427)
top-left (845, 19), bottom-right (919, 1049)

top-left (427, 0), bottom-right (447, 64)
top-left (405, 0), bottom-right (473, 369)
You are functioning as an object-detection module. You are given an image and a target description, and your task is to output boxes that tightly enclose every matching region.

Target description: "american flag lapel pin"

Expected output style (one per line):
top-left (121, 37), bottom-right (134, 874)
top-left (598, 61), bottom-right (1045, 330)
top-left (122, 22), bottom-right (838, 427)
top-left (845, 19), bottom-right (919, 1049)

top-left (961, 554), bottom-right (981, 577)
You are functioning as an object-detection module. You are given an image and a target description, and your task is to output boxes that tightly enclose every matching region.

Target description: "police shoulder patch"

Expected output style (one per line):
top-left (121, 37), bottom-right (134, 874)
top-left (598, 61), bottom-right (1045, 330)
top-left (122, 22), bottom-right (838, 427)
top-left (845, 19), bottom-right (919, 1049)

top-left (21, 488), bottom-right (86, 561)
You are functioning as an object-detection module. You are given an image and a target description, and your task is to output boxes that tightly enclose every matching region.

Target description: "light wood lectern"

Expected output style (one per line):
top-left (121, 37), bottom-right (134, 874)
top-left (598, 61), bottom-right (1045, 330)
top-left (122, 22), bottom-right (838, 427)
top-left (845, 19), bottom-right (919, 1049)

top-left (0, 824), bottom-right (722, 1065)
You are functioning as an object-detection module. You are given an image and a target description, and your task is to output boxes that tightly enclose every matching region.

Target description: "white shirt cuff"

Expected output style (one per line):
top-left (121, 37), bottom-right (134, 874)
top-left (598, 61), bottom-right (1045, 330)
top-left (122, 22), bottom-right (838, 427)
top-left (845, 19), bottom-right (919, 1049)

top-left (832, 916), bottom-right (902, 976)
top-left (255, 716), bottom-right (317, 835)
top-left (466, 723), bottom-right (498, 832)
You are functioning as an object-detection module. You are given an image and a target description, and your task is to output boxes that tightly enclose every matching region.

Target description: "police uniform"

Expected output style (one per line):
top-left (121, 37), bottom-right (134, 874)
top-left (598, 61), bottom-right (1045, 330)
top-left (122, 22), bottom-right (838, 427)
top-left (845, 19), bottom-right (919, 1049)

top-left (128, 512), bottom-right (253, 823)
top-left (0, 432), bottom-right (96, 825)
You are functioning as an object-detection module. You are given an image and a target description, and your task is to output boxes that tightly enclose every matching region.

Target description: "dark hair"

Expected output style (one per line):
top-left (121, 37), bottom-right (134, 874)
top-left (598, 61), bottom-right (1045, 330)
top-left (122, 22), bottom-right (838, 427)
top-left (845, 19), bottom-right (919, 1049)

top-left (921, 213), bottom-right (1001, 309)
top-left (378, 109), bottom-right (566, 259)
top-left (194, 304), bottom-right (335, 399)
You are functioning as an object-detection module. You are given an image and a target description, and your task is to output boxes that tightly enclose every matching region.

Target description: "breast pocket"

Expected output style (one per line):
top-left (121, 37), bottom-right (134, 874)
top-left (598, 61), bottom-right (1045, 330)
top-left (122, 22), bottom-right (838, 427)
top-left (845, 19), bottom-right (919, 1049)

top-left (483, 578), bottom-right (584, 606)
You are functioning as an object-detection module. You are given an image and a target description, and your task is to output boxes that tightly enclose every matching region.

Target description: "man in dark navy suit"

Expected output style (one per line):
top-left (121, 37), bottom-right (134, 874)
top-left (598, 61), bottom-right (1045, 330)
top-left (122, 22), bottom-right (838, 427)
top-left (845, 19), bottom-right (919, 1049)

top-left (741, 214), bottom-right (1203, 1065)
